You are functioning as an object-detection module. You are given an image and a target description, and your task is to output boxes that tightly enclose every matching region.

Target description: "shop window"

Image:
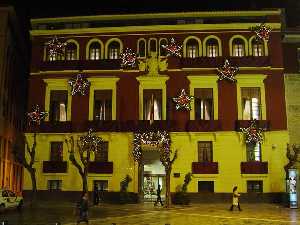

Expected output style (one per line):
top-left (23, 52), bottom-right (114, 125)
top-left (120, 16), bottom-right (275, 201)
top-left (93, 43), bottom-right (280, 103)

top-left (50, 142), bottom-right (63, 161)
top-left (94, 90), bottom-right (112, 120)
top-left (143, 89), bottom-right (162, 120)
top-left (241, 87), bottom-right (261, 120)
top-left (247, 180), bottom-right (263, 193)
top-left (194, 88), bottom-right (213, 120)
top-left (50, 90), bottom-right (68, 122)
top-left (94, 141), bottom-right (108, 162)
top-left (198, 141), bottom-right (213, 162)
top-left (198, 181), bottom-right (214, 193)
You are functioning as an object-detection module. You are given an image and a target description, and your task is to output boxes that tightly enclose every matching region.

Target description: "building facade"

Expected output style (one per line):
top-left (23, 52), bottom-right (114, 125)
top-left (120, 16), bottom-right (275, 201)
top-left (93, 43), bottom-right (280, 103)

top-left (0, 6), bottom-right (28, 194)
top-left (26, 10), bottom-right (288, 202)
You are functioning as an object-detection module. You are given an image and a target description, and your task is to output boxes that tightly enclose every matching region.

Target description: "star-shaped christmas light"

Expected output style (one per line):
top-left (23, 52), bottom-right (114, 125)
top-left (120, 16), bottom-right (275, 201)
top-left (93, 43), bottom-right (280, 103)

top-left (120, 48), bottom-right (137, 68)
top-left (217, 59), bottom-right (239, 82)
top-left (45, 36), bottom-right (67, 57)
top-left (162, 38), bottom-right (182, 57)
top-left (68, 73), bottom-right (90, 96)
top-left (27, 105), bottom-right (48, 126)
top-left (253, 23), bottom-right (272, 42)
top-left (240, 120), bottom-right (266, 144)
top-left (79, 128), bottom-right (103, 152)
top-left (173, 89), bottom-right (194, 111)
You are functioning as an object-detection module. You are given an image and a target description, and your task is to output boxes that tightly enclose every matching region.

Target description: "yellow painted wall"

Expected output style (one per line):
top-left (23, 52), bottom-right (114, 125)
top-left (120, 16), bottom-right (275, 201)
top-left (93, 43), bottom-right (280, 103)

top-left (24, 130), bottom-right (288, 194)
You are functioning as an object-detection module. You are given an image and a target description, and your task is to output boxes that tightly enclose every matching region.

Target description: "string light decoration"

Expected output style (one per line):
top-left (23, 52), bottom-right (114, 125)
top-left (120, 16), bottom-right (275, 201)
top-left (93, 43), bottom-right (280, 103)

top-left (217, 59), bottom-right (239, 82)
top-left (161, 38), bottom-right (182, 57)
top-left (133, 131), bottom-right (171, 163)
top-left (172, 89), bottom-right (194, 111)
top-left (240, 120), bottom-right (266, 144)
top-left (27, 105), bottom-right (48, 126)
top-left (78, 129), bottom-right (103, 152)
top-left (253, 23), bottom-right (272, 42)
top-left (45, 36), bottom-right (67, 57)
top-left (68, 73), bottom-right (90, 96)
top-left (120, 48), bottom-right (137, 68)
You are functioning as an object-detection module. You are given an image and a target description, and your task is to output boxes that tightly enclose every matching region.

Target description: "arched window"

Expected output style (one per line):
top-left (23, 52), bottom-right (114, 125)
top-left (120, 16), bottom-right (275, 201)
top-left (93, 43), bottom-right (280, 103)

top-left (89, 42), bottom-right (101, 60)
top-left (138, 39), bottom-right (146, 57)
top-left (149, 39), bottom-right (157, 54)
top-left (46, 48), bottom-right (64, 61)
top-left (108, 41), bottom-right (120, 59)
top-left (65, 43), bottom-right (77, 60)
top-left (206, 39), bottom-right (219, 57)
top-left (159, 39), bottom-right (167, 57)
top-left (186, 39), bottom-right (199, 58)
top-left (251, 39), bottom-right (264, 56)
top-left (232, 38), bottom-right (245, 57)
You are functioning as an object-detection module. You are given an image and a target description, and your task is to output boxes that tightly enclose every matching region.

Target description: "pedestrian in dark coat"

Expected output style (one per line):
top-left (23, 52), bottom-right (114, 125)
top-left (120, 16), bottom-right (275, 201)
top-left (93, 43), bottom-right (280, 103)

top-left (77, 192), bottom-right (89, 225)
top-left (229, 186), bottom-right (242, 211)
top-left (154, 184), bottom-right (164, 206)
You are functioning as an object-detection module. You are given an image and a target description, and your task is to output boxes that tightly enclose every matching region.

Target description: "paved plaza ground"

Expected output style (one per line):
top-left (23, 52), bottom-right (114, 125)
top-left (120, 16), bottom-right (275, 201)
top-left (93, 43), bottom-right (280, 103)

top-left (0, 201), bottom-right (299, 225)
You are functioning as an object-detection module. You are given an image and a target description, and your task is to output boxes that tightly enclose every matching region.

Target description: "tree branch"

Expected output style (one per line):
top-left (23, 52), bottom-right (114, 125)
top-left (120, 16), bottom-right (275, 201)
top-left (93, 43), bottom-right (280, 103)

top-left (66, 136), bottom-right (84, 177)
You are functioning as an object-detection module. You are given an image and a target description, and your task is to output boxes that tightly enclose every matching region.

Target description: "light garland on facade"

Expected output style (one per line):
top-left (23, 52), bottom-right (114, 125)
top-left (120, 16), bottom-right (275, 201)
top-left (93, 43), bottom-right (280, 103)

top-left (240, 120), bottom-right (266, 144)
top-left (161, 38), bottom-right (182, 57)
top-left (79, 129), bottom-right (103, 152)
top-left (120, 48), bottom-right (137, 68)
top-left (27, 105), bottom-right (48, 126)
top-left (253, 23), bottom-right (272, 42)
top-left (173, 89), bottom-right (194, 111)
top-left (217, 59), bottom-right (238, 82)
top-left (68, 73), bottom-right (91, 96)
top-left (45, 36), bottom-right (67, 57)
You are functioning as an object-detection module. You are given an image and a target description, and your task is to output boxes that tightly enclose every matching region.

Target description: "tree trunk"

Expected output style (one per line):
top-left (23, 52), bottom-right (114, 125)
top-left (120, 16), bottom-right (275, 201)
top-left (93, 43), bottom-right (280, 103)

top-left (82, 172), bottom-right (88, 193)
top-left (29, 168), bottom-right (37, 205)
top-left (165, 167), bottom-right (171, 208)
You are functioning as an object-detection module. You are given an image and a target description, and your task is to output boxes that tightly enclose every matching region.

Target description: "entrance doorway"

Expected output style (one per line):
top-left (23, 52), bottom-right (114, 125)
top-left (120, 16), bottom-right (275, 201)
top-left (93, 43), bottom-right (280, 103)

top-left (142, 148), bottom-right (165, 202)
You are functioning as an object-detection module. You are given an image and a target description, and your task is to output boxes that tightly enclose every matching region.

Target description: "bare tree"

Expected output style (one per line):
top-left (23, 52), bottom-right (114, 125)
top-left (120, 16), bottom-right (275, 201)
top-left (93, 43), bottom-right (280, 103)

top-left (65, 130), bottom-right (102, 193)
top-left (161, 149), bottom-right (177, 208)
top-left (13, 133), bottom-right (37, 203)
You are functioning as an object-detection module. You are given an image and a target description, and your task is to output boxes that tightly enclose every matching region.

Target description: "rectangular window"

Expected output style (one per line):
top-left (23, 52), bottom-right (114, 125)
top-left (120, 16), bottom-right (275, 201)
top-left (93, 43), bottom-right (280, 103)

top-left (94, 180), bottom-right (108, 191)
top-left (247, 180), bottom-right (263, 193)
top-left (241, 87), bottom-right (261, 120)
top-left (109, 48), bottom-right (119, 59)
top-left (198, 181), bottom-right (214, 193)
top-left (233, 44), bottom-right (244, 57)
top-left (48, 180), bottom-right (62, 191)
top-left (50, 90), bottom-right (68, 121)
top-left (50, 142), bottom-right (63, 161)
top-left (247, 143), bottom-right (261, 161)
top-left (143, 89), bottom-right (162, 120)
top-left (187, 45), bottom-right (197, 58)
top-left (194, 88), bottom-right (213, 120)
top-left (94, 90), bottom-right (112, 120)
top-left (198, 141), bottom-right (213, 162)
top-left (253, 44), bottom-right (264, 56)
top-left (207, 45), bottom-right (218, 57)
top-left (94, 141), bottom-right (108, 162)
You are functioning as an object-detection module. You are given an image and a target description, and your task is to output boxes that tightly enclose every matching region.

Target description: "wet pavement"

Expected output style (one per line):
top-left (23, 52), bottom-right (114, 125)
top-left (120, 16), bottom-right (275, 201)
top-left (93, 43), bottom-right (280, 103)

top-left (0, 201), bottom-right (299, 225)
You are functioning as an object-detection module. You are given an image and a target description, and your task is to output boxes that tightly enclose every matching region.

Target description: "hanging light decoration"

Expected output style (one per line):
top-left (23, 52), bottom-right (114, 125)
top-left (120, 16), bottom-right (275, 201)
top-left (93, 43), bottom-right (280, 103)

top-left (172, 89), bottom-right (194, 111)
top-left (68, 73), bottom-right (90, 96)
top-left (120, 48), bottom-right (137, 68)
top-left (161, 38), bottom-right (182, 57)
top-left (79, 128), bottom-right (103, 152)
top-left (45, 36), bottom-right (67, 57)
top-left (217, 59), bottom-right (239, 82)
top-left (27, 105), bottom-right (48, 126)
top-left (240, 120), bottom-right (266, 144)
top-left (252, 23), bottom-right (272, 42)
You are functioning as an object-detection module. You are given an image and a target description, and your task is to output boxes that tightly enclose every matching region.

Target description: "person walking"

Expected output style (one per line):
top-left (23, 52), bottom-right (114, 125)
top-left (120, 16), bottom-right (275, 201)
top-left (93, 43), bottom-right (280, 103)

top-left (154, 184), bottom-right (164, 206)
top-left (230, 186), bottom-right (242, 211)
top-left (93, 186), bottom-right (99, 205)
top-left (77, 192), bottom-right (89, 225)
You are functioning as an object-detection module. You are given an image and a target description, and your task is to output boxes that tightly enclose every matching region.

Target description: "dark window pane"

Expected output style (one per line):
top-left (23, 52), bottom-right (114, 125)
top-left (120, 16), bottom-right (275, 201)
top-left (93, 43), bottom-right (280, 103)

top-left (247, 180), bottom-right (263, 193)
top-left (94, 90), bottom-right (112, 120)
top-left (138, 40), bottom-right (146, 57)
top-left (50, 142), bottom-right (63, 161)
top-left (50, 90), bottom-right (68, 122)
top-left (198, 181), bottom-right (214, 193)
top-left (198, 141), bottom-right (213, 162)
top-left (143, 89), bottom-right (162, 120)
top-left (94, 141), bottom-right (108, 162)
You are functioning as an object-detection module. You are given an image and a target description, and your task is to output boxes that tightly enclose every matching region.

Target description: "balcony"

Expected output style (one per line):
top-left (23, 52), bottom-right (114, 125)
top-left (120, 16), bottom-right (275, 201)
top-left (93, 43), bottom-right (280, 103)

top-left (240, 161), bottom-right (268, 174)
top-left (235, 120), bottom-right (270, 131)
top-left (26, 121), bottom-right (72, 133)
top-left (192, 162), bottom-right (219, 174)
top-left (40, 59), bottom-right (121, 71)
top-left (168, 56), bottom-right (270, 69)
top-left (43, 161), bottom-right (68, 173)
top-left (88, 161), bottom-right (113, 174)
